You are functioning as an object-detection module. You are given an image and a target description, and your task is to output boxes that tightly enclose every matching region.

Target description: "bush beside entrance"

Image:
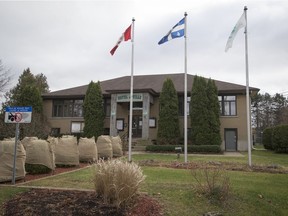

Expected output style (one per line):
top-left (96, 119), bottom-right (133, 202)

top-left (263, 125), bottom-right (288, 153)
top-left (146, 145), bottom-right (221, 153)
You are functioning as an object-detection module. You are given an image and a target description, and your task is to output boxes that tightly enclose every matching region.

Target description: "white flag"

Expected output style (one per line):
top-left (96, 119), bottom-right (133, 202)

top-left (225, 12), bottom-right (246, 52)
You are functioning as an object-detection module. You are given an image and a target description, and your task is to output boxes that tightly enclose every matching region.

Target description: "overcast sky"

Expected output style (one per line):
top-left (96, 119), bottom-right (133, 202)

top-left (0, 0), bottom-right (287, 97)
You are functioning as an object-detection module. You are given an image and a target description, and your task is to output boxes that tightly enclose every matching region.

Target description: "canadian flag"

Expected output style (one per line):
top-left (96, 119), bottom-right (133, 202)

top-left (110, 24), bottom-right (132, 55)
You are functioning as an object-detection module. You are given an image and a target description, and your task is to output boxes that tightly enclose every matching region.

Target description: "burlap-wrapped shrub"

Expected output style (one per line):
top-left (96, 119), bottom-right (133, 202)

top-left (96, 135), bottom-right (113, 159)
top-left (21, 137), bottom-right (38, 150)
top-left (0, 140), bottom-right (26, 182)
top-left (78, 137), bottom-right (98, 162)
top-left (111, 136), bottom-right (123, 157)
top-left (54, 135), bottom-right (79, 166)
top-left (23, 137), bottom-right (55, 174)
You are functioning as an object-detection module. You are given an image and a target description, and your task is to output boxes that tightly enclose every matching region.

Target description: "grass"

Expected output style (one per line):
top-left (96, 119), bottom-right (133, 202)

top-left (131, 149), bottom-right (288, 167)
top-left (141, 166), bottom-right (288, 216)
top-left (22, 167), bottom-right (95, 189)
top-left (245, 150), bottom-right (288, 166)
top-left (1, 149), bottom-right (287, 215)
top-left (0, 186), bottom-right (29, 214)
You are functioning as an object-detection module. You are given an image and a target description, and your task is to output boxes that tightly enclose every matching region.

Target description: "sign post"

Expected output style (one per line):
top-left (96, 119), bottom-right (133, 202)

top-left (12, 123), bottom-right (20, 184)
top-left (4, 106), bottom-right (32, 184)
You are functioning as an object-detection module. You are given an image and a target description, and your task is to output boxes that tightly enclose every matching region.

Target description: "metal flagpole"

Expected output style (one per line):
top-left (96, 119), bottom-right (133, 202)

top-left (244, 6), bottom-right (252, 167)
top-left (184, 12), bottom-right (188, 163)
top-left (128, 18), bottom-right (135, 162)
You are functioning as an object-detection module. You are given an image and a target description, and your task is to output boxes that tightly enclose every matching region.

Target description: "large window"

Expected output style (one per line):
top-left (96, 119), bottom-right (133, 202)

top-left (218, 95), bottom-right (237, 116)
top-left (53, 99), bottom-right (83, 117)
top-left (104, 98), bottom-right (111, 117)
top-left (178, 96), bottom-right (190, 116)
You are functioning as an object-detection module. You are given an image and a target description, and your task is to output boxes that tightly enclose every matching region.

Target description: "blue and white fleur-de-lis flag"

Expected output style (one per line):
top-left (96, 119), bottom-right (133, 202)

top-left (158, 17), bottom-right (185, 45)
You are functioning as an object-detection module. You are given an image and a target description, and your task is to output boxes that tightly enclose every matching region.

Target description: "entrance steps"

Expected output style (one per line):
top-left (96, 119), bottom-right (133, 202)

top-left (131, 138), bottom-right (152, 152)
top-left (118, 131), bottom-right (151, 152)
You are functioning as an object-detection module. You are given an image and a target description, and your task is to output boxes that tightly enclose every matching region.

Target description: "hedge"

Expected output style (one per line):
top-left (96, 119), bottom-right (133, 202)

top-left (272, 125), bottom-right (288, 153)
top-left (262, 125), bottom-right (288, 153)
top-left (146, 145), bottom-right (221, 153)
top-left (25, 164), bottom-right (52, 174)
top-left (262, 127), bottom-right (274, 150)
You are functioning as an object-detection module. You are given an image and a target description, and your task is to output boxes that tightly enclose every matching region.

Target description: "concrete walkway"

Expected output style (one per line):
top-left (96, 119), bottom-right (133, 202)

top-left (131, 151), bottom-right (244, 157)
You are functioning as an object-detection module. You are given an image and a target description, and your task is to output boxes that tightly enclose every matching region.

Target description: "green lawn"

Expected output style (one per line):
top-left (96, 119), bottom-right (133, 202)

top-left (131, 149), bottom-right (288, 167)
top-left (1, 150), bottom-right (287, 215)
top-left (20, 167), bottom-right (95, 190)
top-left (142, 167), bottom-right (288, 216)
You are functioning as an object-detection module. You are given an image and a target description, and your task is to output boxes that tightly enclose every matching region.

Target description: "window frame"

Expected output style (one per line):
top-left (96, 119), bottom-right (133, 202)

top-left (218, 95), bottom-right (237, 116)
top-left (52, 99), bottom-right (84, 117)
top-left (178, 96), bottom-right (190, 116)
top-left (71, 121), bottom-right (85, 133)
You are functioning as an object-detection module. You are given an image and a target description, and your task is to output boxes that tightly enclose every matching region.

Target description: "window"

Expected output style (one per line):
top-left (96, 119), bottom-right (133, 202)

top-left (73, 100), bottom-right (83, 117)
top-left (52, 99), bottom-right (83, 117)
top-left (104, 98), bottom-right (111, 117)
top-left (178, 96), bottom-right (190, 116)
top-left (71, 122), bottom-right (85, 133)
top-left (63, 100), bottom-right (73, 117)
top-left (218, 95), bottom-right (237, 116)
top-left (128, 102), bottom-right (143, 110)
top-left (51, 128), bottom-right (60, 136)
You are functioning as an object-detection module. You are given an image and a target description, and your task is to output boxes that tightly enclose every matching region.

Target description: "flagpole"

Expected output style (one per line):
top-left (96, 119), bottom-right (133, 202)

top-left (128, 18), bottom-right (135, 162)
top-left (184, 12), bottom-right (188, 163)
top-left (244, 6), bottom-right (252, 167)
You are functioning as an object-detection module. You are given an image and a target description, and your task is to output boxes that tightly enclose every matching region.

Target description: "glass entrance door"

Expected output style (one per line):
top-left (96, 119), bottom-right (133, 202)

top-left (132, 115), bottom-right (142, 138)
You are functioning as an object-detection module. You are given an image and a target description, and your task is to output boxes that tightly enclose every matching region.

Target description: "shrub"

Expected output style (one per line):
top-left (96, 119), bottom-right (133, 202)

top-left (92, 159), bottom-right (145, 208)
top-left (188, 145), bottom-right (221, 153)
top-left (263, 127), bottom-right (274, 150)
top-left (191, 167), bottom-right (230, 203)
top-left (146, 145), bottom-right (176, 152)
top-left (25, 164), bottom-right (51, 174)
top-left (146, 145), bottom-right (221, 153)
top-left (273, 125), bottom-right (288, 153)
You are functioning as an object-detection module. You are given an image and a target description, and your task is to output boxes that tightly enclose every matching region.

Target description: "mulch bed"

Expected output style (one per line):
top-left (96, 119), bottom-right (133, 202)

top-left (3, 189), bottom-right (163, 216)
top-left (1, 163), bottom-right (163, 216)
top-left (3, 160), bottom-right (285, 215)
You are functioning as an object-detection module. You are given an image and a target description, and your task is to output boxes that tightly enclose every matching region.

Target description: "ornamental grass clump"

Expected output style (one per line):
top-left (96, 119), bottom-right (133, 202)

top-left (92, 159), bottom-right (145, 208)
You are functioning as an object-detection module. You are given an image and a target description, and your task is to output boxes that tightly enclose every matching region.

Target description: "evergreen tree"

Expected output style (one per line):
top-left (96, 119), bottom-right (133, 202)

top-left (190, 76), bottom-right (210, 145)
top-left (35, 73), bottom-right (50, 94)
top-left (206, 79), bottom-right (221, 145)
top-left (1, 68), bottom-right (50, 139)
top-left (83, 81), bottom-right (105, 139)
top-left (157, 78), bottom-right (180, 145)
top-left (251, 92), bottom-right (263, 134)
top-left (18, 86), bottom-right (43, 113)
top-left (6, 68), bottom-right (49, 107)
top-left (252, 92), bottom-right (288, 142)
top-left (273, 93), bottom-right (287, 125)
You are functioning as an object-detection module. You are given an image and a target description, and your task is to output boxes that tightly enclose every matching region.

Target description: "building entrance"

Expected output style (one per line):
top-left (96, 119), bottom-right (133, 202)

top-left (132, 115), bottom-right (142, 138)
top-left (225, 129), bottom-right (237, 151)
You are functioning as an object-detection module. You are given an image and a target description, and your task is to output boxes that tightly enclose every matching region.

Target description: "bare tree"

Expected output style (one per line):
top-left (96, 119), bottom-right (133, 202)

top-left (0, 60), bottom-right (12, 93)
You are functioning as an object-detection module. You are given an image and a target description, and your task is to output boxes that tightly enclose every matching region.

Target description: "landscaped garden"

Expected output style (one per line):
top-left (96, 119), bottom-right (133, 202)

top-left (1, 148), bottom-right (287, 216)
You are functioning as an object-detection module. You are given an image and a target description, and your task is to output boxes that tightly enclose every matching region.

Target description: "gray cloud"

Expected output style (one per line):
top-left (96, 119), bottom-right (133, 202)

top-left (0, 0), bottom-right (287, 95)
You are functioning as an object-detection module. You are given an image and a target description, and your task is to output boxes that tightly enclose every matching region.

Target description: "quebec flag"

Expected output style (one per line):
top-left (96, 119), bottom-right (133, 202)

top-left (158, 17), bottom-right (185, 45)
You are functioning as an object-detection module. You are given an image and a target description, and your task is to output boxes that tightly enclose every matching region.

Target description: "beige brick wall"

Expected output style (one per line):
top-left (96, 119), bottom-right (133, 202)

top-left (220, 95), bottom-right (249, 151)
top-left (43, 94), bottom-right (250, 151)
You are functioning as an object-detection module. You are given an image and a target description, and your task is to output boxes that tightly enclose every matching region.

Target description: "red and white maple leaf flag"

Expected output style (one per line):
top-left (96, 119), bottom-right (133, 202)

top-left (110, 24), bottom-right (132, 55)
